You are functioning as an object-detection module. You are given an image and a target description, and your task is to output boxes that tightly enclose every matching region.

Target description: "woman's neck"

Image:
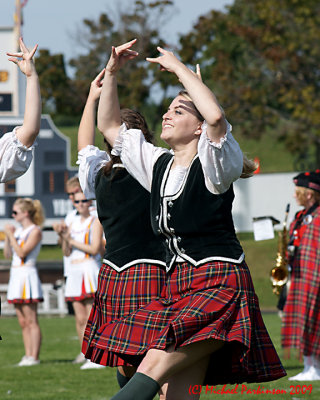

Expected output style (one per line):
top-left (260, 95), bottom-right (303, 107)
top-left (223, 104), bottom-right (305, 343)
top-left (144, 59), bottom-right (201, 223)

top-left (21, 219), bottom-right (34, 230)
top-left (80, 212), bottom-right (90, 221)
top-left (172, 145), bottom-right (198, 168)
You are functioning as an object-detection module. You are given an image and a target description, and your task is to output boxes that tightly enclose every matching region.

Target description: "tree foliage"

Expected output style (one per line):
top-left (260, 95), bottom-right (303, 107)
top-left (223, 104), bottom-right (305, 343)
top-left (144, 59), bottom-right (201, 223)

top-left (179, 0), bottom-right (320, 168)
top-left (35, 49), bottom-right (75, 115)
top-left (68, 0), bottom-right (174, 116)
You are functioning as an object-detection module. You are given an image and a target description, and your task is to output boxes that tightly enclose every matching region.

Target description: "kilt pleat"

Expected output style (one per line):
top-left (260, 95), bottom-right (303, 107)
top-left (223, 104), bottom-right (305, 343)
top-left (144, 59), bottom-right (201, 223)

top-left (82, 262), bottom-right (166, 366)
top-left (92, 261), bottom-right (286, 384)
top-left (281, 257), bottom-right (320, 357)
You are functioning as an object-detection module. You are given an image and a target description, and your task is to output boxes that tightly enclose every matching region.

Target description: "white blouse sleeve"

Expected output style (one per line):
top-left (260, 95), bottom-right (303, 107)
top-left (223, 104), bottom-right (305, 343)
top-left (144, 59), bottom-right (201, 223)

top-left (77, 145), bottom-right (110, 199)
top-left (0, 128), bottom-right (34, 183)
top-left (111, 123), bottom-right (168, 192)
top-left (198, 120), bottom-right (243, 194)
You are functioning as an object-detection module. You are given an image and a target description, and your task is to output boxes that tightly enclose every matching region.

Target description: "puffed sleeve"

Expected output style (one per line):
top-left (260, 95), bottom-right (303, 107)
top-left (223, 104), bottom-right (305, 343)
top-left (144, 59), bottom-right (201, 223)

top-left (0, 128), bottom-right (34, 183)
top-left (77, 145), bottom-right (110, 199)
top-left (198, 120), bottom-right (243, 194)
top-left (112, 123), bottom-right (168, 192)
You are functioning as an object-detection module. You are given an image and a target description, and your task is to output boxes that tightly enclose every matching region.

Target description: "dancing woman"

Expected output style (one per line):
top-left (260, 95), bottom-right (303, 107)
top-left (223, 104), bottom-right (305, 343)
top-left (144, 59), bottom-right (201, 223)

top-left (77, 69), bottom-right (166, 377)
top-left (96, 40), bottom-right (286, 400)
top-left (4, 198), bottom-right (44, 366)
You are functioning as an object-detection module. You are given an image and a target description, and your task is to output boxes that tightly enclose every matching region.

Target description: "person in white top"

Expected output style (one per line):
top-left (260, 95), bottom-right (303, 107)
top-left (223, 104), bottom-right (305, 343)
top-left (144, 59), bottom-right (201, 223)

top-left (97, 40), bottom-right (286, 400)
top-left (58, 190), bottom-right (103, 367)
top-left (53, 176), bottom-right (83, 280)
top-left (4, 198), bottom-right (44, 367)
top-left (0, 37), bottom-right (41, 183)
top-left (52, 176), bottom-right (99, 365)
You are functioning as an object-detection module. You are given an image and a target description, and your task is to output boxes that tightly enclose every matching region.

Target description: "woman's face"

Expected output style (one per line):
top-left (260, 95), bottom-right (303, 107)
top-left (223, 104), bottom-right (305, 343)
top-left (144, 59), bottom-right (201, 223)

top-left (12, 204), bottom-right (27, 223)
top-left (66, 184), bottom-right (81, 206)
top-left (161, 95), bottom-right (202, 146)
top-left (73, 192), bottom-right (91, 215)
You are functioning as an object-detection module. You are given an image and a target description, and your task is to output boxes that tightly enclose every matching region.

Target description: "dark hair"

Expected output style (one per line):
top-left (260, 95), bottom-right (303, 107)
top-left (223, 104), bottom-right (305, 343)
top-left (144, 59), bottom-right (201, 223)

top-left (103, 108), bottom-right (154, 175)
top-left (179, 90), bottom-right (257, 178)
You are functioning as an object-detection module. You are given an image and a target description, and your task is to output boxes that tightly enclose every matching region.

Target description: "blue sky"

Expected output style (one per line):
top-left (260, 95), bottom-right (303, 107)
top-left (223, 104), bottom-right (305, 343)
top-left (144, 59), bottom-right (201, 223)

top-left (1, 0), bottom-right (232, 60)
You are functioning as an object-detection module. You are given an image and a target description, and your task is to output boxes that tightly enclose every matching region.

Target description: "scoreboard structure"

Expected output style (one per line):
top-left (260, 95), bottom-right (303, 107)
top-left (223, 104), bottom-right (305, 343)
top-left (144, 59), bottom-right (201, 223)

top-left (0, 26), bottom-right (25, 117)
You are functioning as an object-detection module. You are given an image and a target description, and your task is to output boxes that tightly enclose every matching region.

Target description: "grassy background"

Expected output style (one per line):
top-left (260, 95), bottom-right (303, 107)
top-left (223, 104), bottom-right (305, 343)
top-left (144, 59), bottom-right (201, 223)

top-left (55, 123), bottom-right (296, 174)
top-left (1, 313), bottom-right (318, 400)
top-left (1, 233), bottom-right (282, 310)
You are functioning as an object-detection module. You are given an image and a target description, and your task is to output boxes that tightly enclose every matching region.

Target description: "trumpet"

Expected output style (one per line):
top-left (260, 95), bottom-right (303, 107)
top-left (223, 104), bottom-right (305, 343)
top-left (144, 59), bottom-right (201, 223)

top-left (270, 204), bottom-right (290, 295)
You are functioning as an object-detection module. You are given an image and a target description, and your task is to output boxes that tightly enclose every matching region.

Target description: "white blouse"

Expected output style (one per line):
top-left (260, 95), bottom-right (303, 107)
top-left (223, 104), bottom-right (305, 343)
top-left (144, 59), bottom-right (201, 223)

top-left (77, 145), bottom-right (111, 200)
top-left (0, 128), bottom-right (34, 183)
top-left (112, 121), bottom-right (243, 195)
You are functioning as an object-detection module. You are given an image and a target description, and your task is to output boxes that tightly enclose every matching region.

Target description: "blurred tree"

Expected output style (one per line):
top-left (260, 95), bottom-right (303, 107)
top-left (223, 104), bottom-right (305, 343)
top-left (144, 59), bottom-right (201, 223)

top-left (179, 0), bottom-right (320, 169)
top-left (35, 49), bottom-right (76, 115)
top-left (68, 0), bottom-right (174, 126)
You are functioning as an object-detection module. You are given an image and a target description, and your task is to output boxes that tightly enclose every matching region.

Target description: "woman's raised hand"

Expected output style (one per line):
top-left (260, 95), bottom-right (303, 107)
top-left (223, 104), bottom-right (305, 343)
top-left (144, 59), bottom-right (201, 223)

top-left (89, 69), bottom-right (105, 101)
top-left (146, 46), bottom-right (182, 73)
top-left (6, 37), bottom-right (38, 77)
top-left (106, 39), bottom-right (139, 74)
top-left (192, 64), bottom-right (202, 82)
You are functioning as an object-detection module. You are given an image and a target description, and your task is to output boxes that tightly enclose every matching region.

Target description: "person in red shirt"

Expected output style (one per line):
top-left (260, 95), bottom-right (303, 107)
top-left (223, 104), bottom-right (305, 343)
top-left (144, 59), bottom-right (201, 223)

top-left (282, 170), bottom-right (320, 381)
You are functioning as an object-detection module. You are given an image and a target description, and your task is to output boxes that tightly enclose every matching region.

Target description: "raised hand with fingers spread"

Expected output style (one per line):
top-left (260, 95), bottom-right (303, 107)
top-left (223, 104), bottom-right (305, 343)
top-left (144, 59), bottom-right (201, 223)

top-left (106, 39), bottom-right (139, 74)
top-left (6, 37), bottom-right (38, 77)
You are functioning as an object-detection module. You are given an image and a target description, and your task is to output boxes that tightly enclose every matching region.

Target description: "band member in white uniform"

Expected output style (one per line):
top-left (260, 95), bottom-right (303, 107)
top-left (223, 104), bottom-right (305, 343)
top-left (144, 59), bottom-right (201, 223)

top-left (58, 190), bottom-right (103, 368)
top-left (4, 198), bottom-right (45, 366)
top-left (0, 37), bottom-right (41, 183)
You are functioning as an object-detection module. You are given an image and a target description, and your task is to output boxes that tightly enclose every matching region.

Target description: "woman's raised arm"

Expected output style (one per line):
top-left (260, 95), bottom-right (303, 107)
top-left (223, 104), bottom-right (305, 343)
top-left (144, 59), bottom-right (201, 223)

top-left (7, 37), bottom-right (41, 148)
top-left (78, 69), bottom-right (105, 151)
top-left (146, 47), bottom-right (226, 143)
top-left (97, 39), bottom-right (138, 147)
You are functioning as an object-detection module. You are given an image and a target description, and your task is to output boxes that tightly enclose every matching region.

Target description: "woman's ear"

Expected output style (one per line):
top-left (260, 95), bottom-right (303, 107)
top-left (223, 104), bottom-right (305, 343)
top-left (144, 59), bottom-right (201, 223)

top-left (194, 122), bottom-right (203, 137)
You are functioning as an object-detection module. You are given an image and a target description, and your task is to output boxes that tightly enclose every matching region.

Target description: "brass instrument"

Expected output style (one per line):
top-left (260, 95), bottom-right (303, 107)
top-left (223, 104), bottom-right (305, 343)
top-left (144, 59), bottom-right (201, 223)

top-left (270, 204), bottom-right (290, 295)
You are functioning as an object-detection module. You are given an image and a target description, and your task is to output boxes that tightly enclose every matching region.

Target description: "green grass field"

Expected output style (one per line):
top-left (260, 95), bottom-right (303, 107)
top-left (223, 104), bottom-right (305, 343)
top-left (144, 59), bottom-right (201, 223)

top-left (1, 313), bottom-right (319, 400)
top-left (0, 237), bottom-right (316, 399)
top-left (1, 233), bottom-right (284, 310)
top-left (55, 123), bottom-right (296, 174)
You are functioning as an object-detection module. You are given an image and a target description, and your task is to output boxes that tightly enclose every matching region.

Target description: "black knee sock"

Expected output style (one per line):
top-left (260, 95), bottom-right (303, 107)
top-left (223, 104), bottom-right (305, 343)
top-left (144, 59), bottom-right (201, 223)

top-left (110, 372), bottom-right (160, 400)
top-left (116, 369), bottom-right (132, 388)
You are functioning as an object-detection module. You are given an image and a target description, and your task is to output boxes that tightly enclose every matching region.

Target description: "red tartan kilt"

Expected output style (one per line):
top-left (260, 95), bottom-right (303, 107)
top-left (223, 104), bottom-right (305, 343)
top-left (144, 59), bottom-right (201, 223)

top-left (82, 262), bottom-right (166, 366)
top-left (282, 258), bottom-right (320, 357)
top-left (92, 261), bottom-right (286, 384)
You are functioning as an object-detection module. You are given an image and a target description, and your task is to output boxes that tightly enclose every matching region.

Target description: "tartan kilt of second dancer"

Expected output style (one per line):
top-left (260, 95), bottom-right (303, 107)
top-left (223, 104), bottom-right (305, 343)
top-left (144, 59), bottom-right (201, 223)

top-left (281, 207), bottom-right (320, 358)
top-left (82, 262), bottom-right (166, 366)
top-left (88, 260), bottom-right (286, 384)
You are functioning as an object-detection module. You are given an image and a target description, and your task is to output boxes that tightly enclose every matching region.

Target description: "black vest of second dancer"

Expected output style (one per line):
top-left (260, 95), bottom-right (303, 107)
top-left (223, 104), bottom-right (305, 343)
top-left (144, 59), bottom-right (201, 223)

top-left (95, 166), bottom-right (166, 272)
top-left (151, 153), bottom-right (244, 271)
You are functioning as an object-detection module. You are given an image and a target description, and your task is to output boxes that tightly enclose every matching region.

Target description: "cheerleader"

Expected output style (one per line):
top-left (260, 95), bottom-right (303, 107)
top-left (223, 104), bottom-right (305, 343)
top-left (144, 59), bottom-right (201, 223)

top-left (96, 40), bottom-right (286, 400)
top-left (77, 69), bottom-right (166, 377)
top-left (1, 38), bottom-right (41, 183)
top-left (59, 189), bottom-right (103, 369)
top-left (4, 198), bottom-right (45, 367)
